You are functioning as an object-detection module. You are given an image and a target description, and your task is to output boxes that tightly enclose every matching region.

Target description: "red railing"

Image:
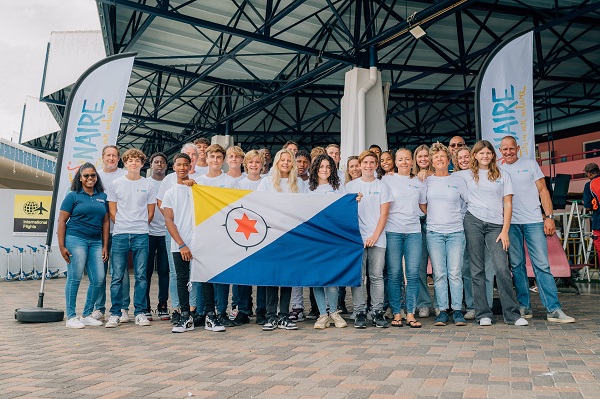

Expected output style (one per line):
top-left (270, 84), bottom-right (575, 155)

top-left (537, 149), bottom-right (600, 166)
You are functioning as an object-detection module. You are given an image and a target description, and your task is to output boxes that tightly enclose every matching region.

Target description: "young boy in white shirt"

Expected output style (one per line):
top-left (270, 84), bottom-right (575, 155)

top-left (226, 146), bottom-right (246, 182)
top-left (105, 149), bottom-right (157, 328)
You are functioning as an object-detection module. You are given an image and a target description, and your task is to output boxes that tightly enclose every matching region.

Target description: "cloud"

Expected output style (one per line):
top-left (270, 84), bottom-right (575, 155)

top-left (0, 0), bottom-right (100, 140)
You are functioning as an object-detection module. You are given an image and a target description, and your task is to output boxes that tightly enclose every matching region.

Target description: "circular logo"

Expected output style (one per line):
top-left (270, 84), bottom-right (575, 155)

top-left (224, 206), bottom-right (269, 250)
top-left (23, 201), bottom-right (40, 215)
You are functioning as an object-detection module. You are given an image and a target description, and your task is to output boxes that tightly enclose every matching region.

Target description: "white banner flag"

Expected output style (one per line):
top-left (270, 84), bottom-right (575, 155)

top-left (47, 53), bottom-right (135, 246)
top-left (476, 32), bottom-right (534, 163)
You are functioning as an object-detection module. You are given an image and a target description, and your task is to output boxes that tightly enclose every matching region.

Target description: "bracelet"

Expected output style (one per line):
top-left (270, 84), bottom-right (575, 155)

top-left (179, 243), bottom-right (187, 249)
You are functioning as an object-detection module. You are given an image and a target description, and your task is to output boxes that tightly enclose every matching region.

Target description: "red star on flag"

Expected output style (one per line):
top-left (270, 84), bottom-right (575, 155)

top-left (234, 213), bottom-right (258, 240)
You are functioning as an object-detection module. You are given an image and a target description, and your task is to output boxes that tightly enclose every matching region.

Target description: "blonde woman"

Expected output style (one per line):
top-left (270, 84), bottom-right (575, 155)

top-left (345, 156), bottom-right (361, 183)
top-left (456, 140), bottom-right (527, 327)
top-left (257, 149), bottom-right (307, 330)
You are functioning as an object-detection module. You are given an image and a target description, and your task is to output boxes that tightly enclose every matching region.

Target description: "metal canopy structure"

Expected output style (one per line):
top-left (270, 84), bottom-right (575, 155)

top-left (29, 0), bottom-right (600, 156)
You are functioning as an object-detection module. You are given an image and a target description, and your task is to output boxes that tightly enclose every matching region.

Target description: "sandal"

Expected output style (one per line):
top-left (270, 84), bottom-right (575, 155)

top-left (391, 315), bottom-right (403, 327)
top-left (407, 320), bottom-right (422, 329)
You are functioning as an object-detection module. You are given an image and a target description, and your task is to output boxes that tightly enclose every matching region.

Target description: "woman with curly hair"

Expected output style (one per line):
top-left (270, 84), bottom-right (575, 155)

top-left (456, 140), bottom-right (527, 327)
top-left (382, 149), bottom-right (427, 328)
top-left (307, 154), bottom-right (348, 329)
top-left (377, 150), bottom-right (396, 179)
top-left (257, 149), bottom-right (307, 331)
top-left (58, 162), bottom-right (109, 329)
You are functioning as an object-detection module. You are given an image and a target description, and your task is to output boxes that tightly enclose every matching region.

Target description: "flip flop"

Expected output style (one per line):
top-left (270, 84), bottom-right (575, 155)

top-left (391, 318), bottom-right (403, 327)
top-left (407, 320), bottom-right (422, 329)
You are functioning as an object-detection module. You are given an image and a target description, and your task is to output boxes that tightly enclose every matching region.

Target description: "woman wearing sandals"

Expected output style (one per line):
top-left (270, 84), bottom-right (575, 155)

top-left (456, 140), bottom-right (528, 327)
top-left (382, 149), bottom-right (427, 328)
top-left (425, 143), bottom-right (468, 327)
top-left (308, 154), bottom-right (348, 329)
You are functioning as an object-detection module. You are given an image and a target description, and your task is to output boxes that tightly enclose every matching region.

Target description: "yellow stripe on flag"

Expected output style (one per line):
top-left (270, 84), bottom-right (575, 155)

top-left (192, 185), bottom-right (252, 226)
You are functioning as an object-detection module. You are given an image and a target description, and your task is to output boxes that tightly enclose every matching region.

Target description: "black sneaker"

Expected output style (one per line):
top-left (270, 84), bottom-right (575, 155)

top-left (157, 304), bottom-right (170, 321)
top-left (191, 310), bottom-right (205, 327)
top-left (217, 313), bottom-right (235, 327)
top-left (306, 308), bottom-right (319, 320)
top-left (171, 310), bottom-right (181, 326)
top-left (338, 301), bottom-right (349, 315)
top-left (256, 312), bottom-right (267, 325)
top-left (354, 312), bottom-right (367, 328)
top-left (373, 310), bottom-right (390, 328)
top-left (277, 316), bottom-right (298, 330)
top-left (172, 313), bottom-right (194, 333)
top-left (232, 312), bottom-right (250, 326)
top-left (205, 313), bottom-right (225, 332)
top-left (262, 316), bottom-right (278, 331)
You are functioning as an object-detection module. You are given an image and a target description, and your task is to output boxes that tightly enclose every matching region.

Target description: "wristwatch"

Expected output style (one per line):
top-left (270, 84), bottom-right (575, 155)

top-left (545, 214), bottom-right (555, 220)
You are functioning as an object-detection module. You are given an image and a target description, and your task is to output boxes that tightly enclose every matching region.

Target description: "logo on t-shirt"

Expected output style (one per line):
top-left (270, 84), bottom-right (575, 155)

top-left (96, 198), bottom-right (105, 203)
top-left (137, 189), bottom-right (148, 193)
top-left (368, 191), bottom-right (381, 195)
top-left (447, 184), bottom-right (458, 189)
top-left (517, 169), bottom-right (529, 173)
top-left (408, 184), bottom-right (420, 190)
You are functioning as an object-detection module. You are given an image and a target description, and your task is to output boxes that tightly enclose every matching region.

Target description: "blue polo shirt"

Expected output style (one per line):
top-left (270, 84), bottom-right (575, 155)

top-left (60, 189), bottom-right (108, 240)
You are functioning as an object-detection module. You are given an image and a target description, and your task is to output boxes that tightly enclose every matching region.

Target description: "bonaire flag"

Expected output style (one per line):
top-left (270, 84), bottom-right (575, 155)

top-left (190, 185), bottom-right (363, 287)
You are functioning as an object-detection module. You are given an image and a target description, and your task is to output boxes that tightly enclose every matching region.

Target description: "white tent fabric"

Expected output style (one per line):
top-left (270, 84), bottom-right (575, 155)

top-left (19, 96), bottom-right (61, 144)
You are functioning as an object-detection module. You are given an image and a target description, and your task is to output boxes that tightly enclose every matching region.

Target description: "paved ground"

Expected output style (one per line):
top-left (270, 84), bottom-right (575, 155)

top-left (2, 276), bottom-right (600, 399)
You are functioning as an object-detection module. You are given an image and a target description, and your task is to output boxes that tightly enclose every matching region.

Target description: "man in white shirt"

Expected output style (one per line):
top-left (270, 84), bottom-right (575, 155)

top-left (194, 137), bottom-right (210, 176)
top-left (499, 136), bottom-right (575, 323)
top-left (105, 149), bottom-right (157, 328)
top-left (93, 146), bottom-right (128, 322)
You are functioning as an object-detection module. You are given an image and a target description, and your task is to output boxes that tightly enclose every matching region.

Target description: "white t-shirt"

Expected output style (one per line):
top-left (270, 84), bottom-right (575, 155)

top-left (337, 170), bottom-right (346, 185)
top-left (310, 183), bottom-right (346, 194)
top-left (98, 168), bottom-right (127, 233)
top-left (256, 176), bottom-right (308, 193)
top-left (161, 184), bottom-right (193, 253)
top-left (227, 172), bottom-right (247, 182)
top-left (237, 177), bottom-right (263, 191)
top-left (194, 173), bottom-right (239, 188)
top-left (383, 174), bottom-right (427, 234)
top-left (195, 166), bottom-right (209, 176)
top-left (499, 158), bottom-right (545, 224)
top-left (345, 178), bottom-right (393, 248)
top-left (425, 175), bottom-right (467, 234)
top-left (455, 169), bottom-right (514, 225)
top-left (157, 169), bottom-right (203, 201)
top-left (148, 177), bottom-right (166, 236)
top-left (107, 176), bottom-right (157, 235)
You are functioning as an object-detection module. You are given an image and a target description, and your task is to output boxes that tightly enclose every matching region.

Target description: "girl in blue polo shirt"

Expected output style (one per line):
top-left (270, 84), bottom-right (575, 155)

top-left (58, 162), bottom-right (109, 329)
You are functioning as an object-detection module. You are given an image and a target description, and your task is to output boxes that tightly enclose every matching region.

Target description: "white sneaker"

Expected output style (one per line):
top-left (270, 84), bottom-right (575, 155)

top-left (66, 317), bottom-right (85, 329)
top-left (547, 309), bottom-right (576, 323)
top-left (90, 310), bottom-right (104, 321)
top-left (478, 317), bottom-right (492, 326)
top-left (464, 309), bottom-right (476, 320)
top-left (80, 316), bottom-right (103, 326)
top-left (314, 314), bottom-right (330, 329)
top-left (418, 308), bottom-right (430, 318)
top-left (120, 309), bottom-right (130, 323)
top-left (105, 315), bottom-right (121, 328)
top-left (514, 317), bottom-right (529, 326)
top-left (329, 310), bottom-right (347, 328)
top-left (135, 313), bottom-right (151, 326)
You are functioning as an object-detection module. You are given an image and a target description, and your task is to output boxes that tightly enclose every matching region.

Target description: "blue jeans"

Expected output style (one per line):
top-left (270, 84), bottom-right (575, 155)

top-left (386, 232), bottom-right (422, 315)
top-left (351, 246), bottom-right (385, 314)
top-left (416, 218), bottom-right (434, 309)
top-left (462, 248), bottom-right (474, 310)
top-left (189, 282), bottom-right (203, 311)
top-left (215, 284), bottom-right (230, 314)
top-left (95, 236), bottom-right (130, 313)
top-left (509, 223), bottom-right (561, 313)
top-left (313, 286), bottom-right (339, 315)
top-left (165, 232), bottom-right (180, 309)
top-left (110, 234), bottom-right (149, 317)
top-left (64, 235), bottom-right (105, 319)
top-left (427, 230), bottom-right (465, 311)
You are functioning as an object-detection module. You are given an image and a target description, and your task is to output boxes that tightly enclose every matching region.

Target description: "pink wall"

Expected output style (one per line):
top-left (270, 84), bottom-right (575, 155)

top-left (537, 131), bottom-right (600, 157)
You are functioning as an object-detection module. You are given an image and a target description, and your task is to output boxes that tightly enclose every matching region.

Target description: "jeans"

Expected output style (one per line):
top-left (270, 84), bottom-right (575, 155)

top-left (463, 212), bottom-right (520, 323)
top-left (165, 232), bottom-right (179, 309)
top-left (509, 223), bottom-right (561, 313)
top-left (266, 286), bottom-right (291, 318)
top-left (146, 235), bottom-right (169, 311)
top-left (189, 282), bottom-right (203, 310)
top-left (291, 287), bottom-right (304, 309)
top-left (485, 252), bottom-right (495, 308)
top-left (235, 285), bottom-right (252, 315)
top-left (314, 286), bottom-right (339, 315)
top-left (256, 286), bottom-right (266, 314)
top-left (427, 230), bottom-right (465, 312)
top-left (64, 236), bottom-right (105, 319)
top-left (386, 232), bottom-right (422, 315)
top-left (109, 234), bottom-right (149, 317)
top-left (215, 284), bottom-right (230, 314)
top-left (95, 236), bottom-right (130, 313)
top-left (172, 252), bottom-right (191, 313)
top-left (416, 218), bottom-right (434, 309)
top-left (462, 248), bottom-right (474, 310)
top-left (351, 246), bottom-right (385, 314)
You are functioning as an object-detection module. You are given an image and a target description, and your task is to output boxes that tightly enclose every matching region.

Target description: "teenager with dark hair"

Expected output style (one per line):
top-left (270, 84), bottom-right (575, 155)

top-left (58, 163), bottom-right (109, 329)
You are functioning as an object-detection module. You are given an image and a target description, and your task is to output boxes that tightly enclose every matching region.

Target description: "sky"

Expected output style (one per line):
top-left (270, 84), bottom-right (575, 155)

top-left (0, 0), bottom-right (100, 140)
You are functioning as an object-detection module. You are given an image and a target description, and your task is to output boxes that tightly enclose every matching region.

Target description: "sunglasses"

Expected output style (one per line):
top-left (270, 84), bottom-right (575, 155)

top-left (449, 142), bottom-right (465, 148)
top-left (82, 173), bottom-right (97, 179)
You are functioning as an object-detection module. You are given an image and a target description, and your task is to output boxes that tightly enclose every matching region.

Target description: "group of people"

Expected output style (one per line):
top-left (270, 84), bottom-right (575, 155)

top-left (59, 134), bottom-right (579, 333)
